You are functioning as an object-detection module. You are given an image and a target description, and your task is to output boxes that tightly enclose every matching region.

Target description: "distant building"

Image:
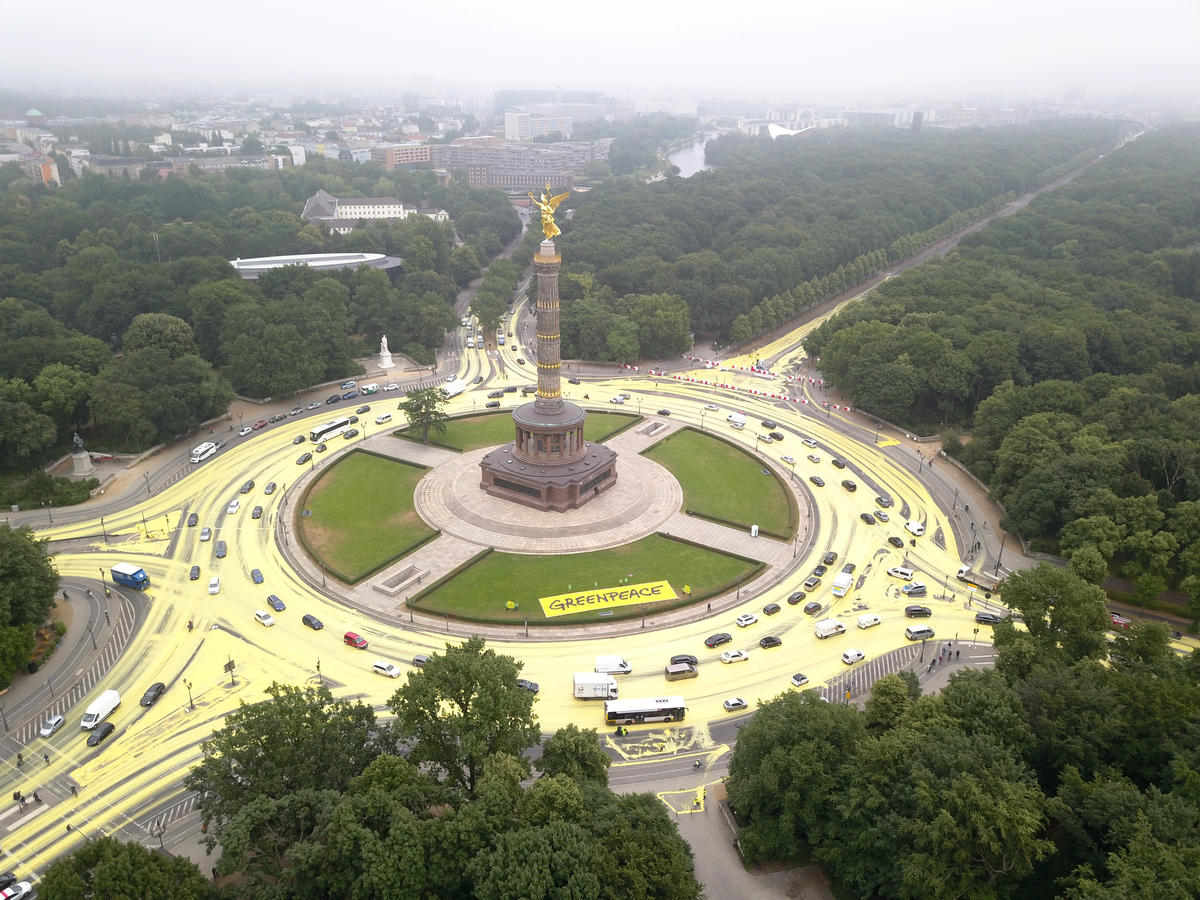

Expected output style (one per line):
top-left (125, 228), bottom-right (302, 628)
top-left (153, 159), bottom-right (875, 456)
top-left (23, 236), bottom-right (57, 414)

top-left (301, 189), bottom-right (448, 235)
top-left (229, 252), bottom-right (403, 280)
top-left (370, 143), bottom-right (432, 169)
top-left (83, 157), bottom-right (148, 178)
top-left (428, 138), bottom-right (608, 192)
top-left (504, 111), bottom-right (573, 141)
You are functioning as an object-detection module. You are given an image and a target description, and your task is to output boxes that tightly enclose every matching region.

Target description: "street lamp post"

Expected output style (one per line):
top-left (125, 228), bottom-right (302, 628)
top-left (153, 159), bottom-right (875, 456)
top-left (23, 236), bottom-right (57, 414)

top-left (0, 705), bottom-right (7, 731)
top-left (142, 472), bottom-right (151, 496)
top-left (85, 621), bottom-right (97, 650)
top-left (316, 659), bottom-right (322, 686)
top-left (994, 532), bottom-right (1007, 576)
top-left (43, 501), bottom-right (53, 524)
top-left (46, 678), bottom-right (54, 699)
top-left (184, 678), bottom-right (194, 710)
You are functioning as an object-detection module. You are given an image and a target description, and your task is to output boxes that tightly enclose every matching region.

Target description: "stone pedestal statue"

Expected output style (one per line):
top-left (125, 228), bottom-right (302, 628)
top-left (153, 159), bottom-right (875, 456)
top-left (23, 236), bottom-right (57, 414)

top-left (379, 334), bottom-right (394, 370)
top-left (71, 432), bottom-right (95, 477)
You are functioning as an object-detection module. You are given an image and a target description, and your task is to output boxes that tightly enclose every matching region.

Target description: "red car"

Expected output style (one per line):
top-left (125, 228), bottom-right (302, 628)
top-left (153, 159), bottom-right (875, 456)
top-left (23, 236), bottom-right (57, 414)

top-left (1110, 613), bottom-right (1132, 629)
top-left (344, 631), bottom-right (368, 649)
top-left (252, 419), bottom-right (268, 430)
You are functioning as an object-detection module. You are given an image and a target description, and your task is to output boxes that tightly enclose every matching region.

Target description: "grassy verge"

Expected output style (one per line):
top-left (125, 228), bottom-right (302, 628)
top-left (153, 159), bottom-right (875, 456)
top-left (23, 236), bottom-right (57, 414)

top-left (410, 533), bottom-right (759, 624)
top-left (642, 428), bottom-right (796, 537)
top-left (295, 451), bottom-right (436, 583)
top-left (395, 409), bottom-right (638, 452)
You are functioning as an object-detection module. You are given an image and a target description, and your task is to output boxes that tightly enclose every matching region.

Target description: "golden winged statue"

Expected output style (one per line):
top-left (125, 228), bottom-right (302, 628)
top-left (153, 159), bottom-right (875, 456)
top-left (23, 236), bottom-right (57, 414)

top-left (529, 183), bottom-right (570, 240)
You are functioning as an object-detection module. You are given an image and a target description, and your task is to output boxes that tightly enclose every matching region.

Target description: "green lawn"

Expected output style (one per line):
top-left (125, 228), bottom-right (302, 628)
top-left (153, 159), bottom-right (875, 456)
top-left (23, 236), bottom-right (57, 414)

top-left (296, 451), bottom-right (436, 583)
top-left (398, 409), bottom-right (638, 452)
top-left (413, 534), bottom-right (759, 624)
top-left (643, 428), bottom-right (796, 538)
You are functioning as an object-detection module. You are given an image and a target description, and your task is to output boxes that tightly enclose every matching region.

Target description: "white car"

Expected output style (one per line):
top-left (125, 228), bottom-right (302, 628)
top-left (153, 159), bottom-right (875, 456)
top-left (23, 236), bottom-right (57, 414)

top-left (374, 413), bottom-right (392, 425)
top-left (39, 713), bottom-right (65, 737)
top-left (609, 396), bottom-right (625, 404)
top-left (704, 404), bottom-right (720, 411)
top-left (723, 697), bottom-right (748, 712)
top-left (372, 660), bottom-right (401, 678)
top-left (227, 499), bottom-right (240, 514)
top-left (383, 383), bottom-right (399, 392)
top-left (721, 649), bottom-right (749, 664)
top-left (875, 511), bottom-right (890, 522)
top-left (801, 438), bottom-right (818, 448)
top-left (887, 567), bottom-right (914, 581)
top-left (905, 520), bottom-right (926, 536)
top-left (781, 455), bottom-right (795, 464)
top-left (0, 883), bottom-right (32, 900)
top-left (735, 613), bottom-right (758, 628)
top-left (208, 577), bottom-right (221, 595)
top-left (841, 648), bottom-right (865, 665)
top-left (807, 454), bottom-right (820, 463)
top-left (238, 426), bottom-right (253, 436)
top-left (790, 672), bottom-right (810, 688)
top-left (445, 374), bottom-right (456, 382)
top-left (254, 610), bottom-right (275, 627)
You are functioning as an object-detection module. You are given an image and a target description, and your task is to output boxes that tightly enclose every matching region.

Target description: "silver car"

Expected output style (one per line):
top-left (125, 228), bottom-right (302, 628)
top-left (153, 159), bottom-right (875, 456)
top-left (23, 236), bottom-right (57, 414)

top-left (39, 714), bottom-right (65, 737)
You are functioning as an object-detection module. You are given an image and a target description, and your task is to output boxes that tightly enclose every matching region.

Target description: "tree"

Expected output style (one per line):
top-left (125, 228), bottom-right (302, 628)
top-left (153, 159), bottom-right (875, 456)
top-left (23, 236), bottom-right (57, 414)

top-left (537, 724), bottom-right (611, 783)
top-left (39, 835), bottom-right (215, 899)
top-left (122, 312), bottom-right (197, 357)
top-left (397, 386), bottom-right (449, 445)
top-left (1069, 544), bottom-right (1109, 584)
top-left (864, 673), bottom-right (913, 732)
top-left (186, 682), bottom-right (380, 848)
top-left (0, 523), bottom-right (58, 630)
top-left (387, 637), bottom-right (539, 793)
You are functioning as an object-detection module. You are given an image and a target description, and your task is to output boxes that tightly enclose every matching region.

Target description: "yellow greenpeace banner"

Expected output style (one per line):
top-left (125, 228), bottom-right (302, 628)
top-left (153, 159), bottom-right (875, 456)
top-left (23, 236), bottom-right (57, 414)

top-left (539, 580), bottom-right (678, 618)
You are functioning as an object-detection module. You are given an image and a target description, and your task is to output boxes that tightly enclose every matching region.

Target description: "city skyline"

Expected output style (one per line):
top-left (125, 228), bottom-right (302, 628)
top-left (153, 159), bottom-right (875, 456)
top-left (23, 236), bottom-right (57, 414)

top-left (3, 0), bottom-right (1198, 106)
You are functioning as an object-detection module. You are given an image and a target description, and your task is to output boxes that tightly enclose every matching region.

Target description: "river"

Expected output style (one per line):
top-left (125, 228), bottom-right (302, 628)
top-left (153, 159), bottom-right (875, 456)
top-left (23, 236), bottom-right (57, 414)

top-left (667, 136), bottom-right (716, 178)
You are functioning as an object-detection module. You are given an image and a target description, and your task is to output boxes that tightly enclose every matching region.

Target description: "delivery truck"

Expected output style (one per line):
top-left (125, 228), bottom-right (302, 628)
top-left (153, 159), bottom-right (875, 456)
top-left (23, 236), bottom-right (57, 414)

top-left (81, 689), bottom-right (121, 729)
top-left (110, 562), bottom-right (150, 590)
top-left (831, 572), bottom-right (853, 597)
top-left (574, 673), bottom-right (619, 700)
top-left (957, 565), bottom-right (1001, 593)
top-left (727, 412), bottom-right (746, 430)
top-left (595, 655), bottom-right (632, 675)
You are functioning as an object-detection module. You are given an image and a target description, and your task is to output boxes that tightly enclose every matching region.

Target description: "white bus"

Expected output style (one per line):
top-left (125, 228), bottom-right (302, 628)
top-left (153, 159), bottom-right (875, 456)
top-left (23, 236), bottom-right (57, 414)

top-left (309, 417), bottom-right (351, 443)
top-left (190, 441), bottom-right (217, 464)
top-left (604, 696), bottom-right (687, 726)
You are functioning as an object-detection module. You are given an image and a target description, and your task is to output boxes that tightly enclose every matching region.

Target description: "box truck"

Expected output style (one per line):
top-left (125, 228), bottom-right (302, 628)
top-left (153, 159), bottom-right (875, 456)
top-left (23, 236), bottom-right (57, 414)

top-left (957, 565), bottom-right (1001, 592)
top-left (574, 673), bottom-right (619, 700)
top-left (110, 562), bottom-right (150, 590)
top-left (81, 689), bottom-right (121, 729)
top-left (595, 655), bottom-right (632, 675)
top-left (831, 572), bottom-right (853, 597)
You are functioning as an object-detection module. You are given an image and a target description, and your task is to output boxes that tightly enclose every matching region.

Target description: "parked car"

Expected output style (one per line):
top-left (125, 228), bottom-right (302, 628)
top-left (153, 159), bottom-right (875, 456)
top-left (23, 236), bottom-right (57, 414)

top-left (140, 682), bottom-right (166, 706)
top-left (290, 406), bottom-right (303, 416)
top-left (339, 380), bottom-right (356, 390)
top-left (342, 391), bottom-right (358, 401)
top-left (307, 401), bottom-right (322, 409)
top-left (875, 511), bottom-right (890, 522)
top-left (238, 426), bottom-right (253, 436)
top-left (252, 419), bottom-right (268, 430)
top-left (326, 395), bottom-right (341, 405)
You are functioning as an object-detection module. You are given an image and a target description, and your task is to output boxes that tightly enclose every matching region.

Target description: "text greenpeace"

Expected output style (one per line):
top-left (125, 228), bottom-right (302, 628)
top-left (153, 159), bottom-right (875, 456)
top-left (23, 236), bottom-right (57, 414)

top-left (539, 581), bottom-right (678, 619)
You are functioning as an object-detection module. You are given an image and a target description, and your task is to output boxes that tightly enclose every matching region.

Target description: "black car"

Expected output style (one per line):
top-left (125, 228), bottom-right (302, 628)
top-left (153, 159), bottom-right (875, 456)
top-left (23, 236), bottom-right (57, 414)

top-left (503, 386), bottom-right (518, 393)
top-left (86, 721), bottom-right (115, 747)
top-left (292, 435), bottom-right (306, 444)
top-left (822, 551), bottom-right (838, 566)
top-left (809, 476), bottom-right (825, 487)
top-left (267, 594), bottom-right (286, 612)
top-left (215, 540), bottom-right (227, 559)
top-left (568, 377), bottom-right (581, 385)
top-left (842, 562), bottom-right (857, 573)
top-left (759, 635), bottom-right (783, 649)
top-left (140, 682), bottom-right (166, 706)
top-left (516, 678), bottom-right (540, 694)
top-left (356, 405), bottom-right (371, 414)
top-left (860, 513), bottom-right (876, 524)
top-left (488, 390), bottom-right (504, 398)
top-left (888, 536), bottom-right (905, 548)
top-left (842, 479), bottom-right (857, 491)
top-left (905, 605), bottom-right (933, 618)
top-left (705, 632), bottom-right (732, 649)
top-left (522, 385), bottom-right (538, 394)
top-left (811, 565), bottom-right (827, 577)
top-left (252, 505), bottom-right (263, 519)
top-left (485, 401), bottom-right (501, 408)
top-left (876, 495), bottom-right (894, 508)
top-left (0, 875), bottom-right (16, 891)
top-left (516, 358), bottom-right (525, 365)
top-left (297, 452), bottom-right (313, 464)
top-left (831, 458), bottom-right (847, 469)
top-left (302, 614), bottom-right (324, 630)
top-left (804, 601), bottom-right (822, 616)
top-left (189, 565), bottom-right (201, 581)
top-left (975, 611), bottom-right (1007, 626)
top-left (763, 602), bottom-right (781, 616)
top-left (240, 480), bottom-right (255, 493)
top-left (787, 591), bottom-right (807, 605)
top-left (315, 442), bottom-right (327, 453)
top-left (769, 431), bottom-right (783, 441)
top-left (343, 428), bottom-right (359, 439)
top-left (670, 654), bottom-right (699, 667)
top-left (187, 512), bottom-right (198, 527)
top-left (326, 394), bottom-right (341, 404)
top-left (347, 415), bottom-right (359, 424)
top-left (473, 376), bottom-right (484, 384)
top-left (761, 419), bottom-right (778, 429)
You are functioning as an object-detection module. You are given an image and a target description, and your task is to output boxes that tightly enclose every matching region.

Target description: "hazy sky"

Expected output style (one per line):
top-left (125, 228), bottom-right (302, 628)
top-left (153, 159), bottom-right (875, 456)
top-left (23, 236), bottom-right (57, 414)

top-left (5, 0), bottom-right (1198, 105)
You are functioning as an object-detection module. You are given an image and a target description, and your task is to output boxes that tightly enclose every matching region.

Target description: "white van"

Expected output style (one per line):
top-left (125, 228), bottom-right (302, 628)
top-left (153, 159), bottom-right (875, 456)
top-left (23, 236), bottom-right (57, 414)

top-left (81, 689), bottom-right (121, 730)
top-left (814, 618), bottom-right (846, 639)
top-left (374, 413), bottom-right (392, 425)
top-left (595, 655), bottom-right (632, 675)
top-left (887, 566), bottom-right (915, 582)
top-left (856, 613), bottom-right (881, 629)
top-left (466, 338), bottom-right (475, 349)
top-left (905, 624), bottom-right (936, 641)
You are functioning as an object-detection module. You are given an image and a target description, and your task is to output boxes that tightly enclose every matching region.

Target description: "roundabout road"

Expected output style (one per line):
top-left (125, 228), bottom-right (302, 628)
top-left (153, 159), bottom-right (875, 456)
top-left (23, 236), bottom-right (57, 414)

top-left (4, 294), bottom-right (1015, 881)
